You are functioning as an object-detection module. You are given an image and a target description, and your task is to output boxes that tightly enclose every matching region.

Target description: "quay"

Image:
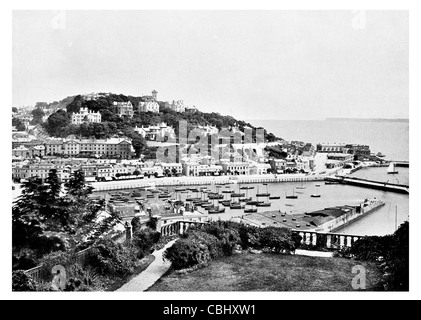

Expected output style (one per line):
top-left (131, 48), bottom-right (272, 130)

top-left (89, 173), bottom-right (327, 193)
top-left (325, 175), bottom-right (409, 194)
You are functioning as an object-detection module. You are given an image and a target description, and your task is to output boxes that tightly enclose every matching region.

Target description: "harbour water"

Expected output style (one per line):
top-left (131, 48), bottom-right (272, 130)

top-left (248, 119), bottom-right (409, 235)
top-left (95, 119), bottom-right (409, 237)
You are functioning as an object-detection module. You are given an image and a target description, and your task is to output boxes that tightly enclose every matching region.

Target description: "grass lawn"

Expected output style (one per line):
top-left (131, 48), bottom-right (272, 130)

top-left (148, 253), bottom-right (383, 291)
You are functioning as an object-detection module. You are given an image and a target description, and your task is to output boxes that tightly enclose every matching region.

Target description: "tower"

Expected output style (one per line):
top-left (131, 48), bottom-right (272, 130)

top-left (152, 90), bottom-right (157, 101)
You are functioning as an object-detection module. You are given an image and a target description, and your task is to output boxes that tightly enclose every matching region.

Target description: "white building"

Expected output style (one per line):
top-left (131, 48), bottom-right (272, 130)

top-left (113, 101), bottom-right (134, 118)
top-left (170, 100), bottom-right (186, 113)
top-left (138, 100), bottom-right (160, 113)
top-left (71, 107), bottom-right (102, 125)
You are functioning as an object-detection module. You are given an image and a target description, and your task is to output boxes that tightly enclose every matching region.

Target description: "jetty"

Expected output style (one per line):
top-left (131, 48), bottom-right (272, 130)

top-left (324, 175), bottom-right (409, 194)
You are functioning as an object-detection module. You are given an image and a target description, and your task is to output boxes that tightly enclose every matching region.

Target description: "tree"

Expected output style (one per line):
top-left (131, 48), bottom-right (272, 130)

top-left (31, 108), bottom-right (45, 125)
top-left (44, 109), bottom-right (71, 137)
top-left (12, 107), bottom-right (18, 113)
top-left (12, 117), bottom-right (26, 131)
top-left (12, 169), bottom-right (121, 258)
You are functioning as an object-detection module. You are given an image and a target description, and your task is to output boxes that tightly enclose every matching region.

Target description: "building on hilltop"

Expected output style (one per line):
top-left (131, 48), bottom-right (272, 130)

top-left (170, 100), bottom-right (186, 113)
top-left (71, 107), bottom-right (102, 125)
top-left (138, 100), bottom-right (160, 113)
top-left (113, 101), bottom-right (134, 118)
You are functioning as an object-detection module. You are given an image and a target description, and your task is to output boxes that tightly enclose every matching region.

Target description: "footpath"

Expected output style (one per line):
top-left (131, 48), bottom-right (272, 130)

top-left (116, 239), bottom-right (177, 292)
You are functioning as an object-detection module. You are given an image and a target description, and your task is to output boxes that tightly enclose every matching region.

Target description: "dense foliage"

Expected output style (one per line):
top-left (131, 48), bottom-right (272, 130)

top-left (340, 222), bottom-right (409, 291)
top-left (12, 117), bottom-right (26, 131)
top-left (12, 169), bottom-right (121, 269)
top-left (42, 93), bottom-right (281, 150)
top-left (164, 221), bottom-right (299, 270)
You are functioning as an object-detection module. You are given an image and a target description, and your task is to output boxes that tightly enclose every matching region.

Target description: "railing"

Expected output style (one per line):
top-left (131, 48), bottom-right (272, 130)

top-left (291, 230), bottom-right (362, 249)
top-left (159, 220), bottom-right (364, 250)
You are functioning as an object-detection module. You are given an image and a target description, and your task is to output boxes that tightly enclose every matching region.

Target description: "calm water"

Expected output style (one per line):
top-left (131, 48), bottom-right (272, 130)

top-left (247, 119), bottom-right (409, 235)
top-left (250, 119), bottom-right (409, 161)
top-left (96, 119), bottom-right (409, 236)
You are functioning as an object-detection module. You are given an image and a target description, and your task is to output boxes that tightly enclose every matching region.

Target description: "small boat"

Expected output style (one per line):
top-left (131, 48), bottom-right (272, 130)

top-left (208, 206), bottom-right (226, 214)
top-left (256, 202), bottom-right (271, 207)
top-left (310, 194), bottom-right (321, 198)
top-left (222, 190), bottom-right (234, 194)
top-left (208, 193), bottom-right (224, 200)
top-left (285, 189), bottom-right (298, 199)
top-left (269, 196), bottom-right (280, 200)
top-left (387, 162), bottom-right (399, 174)
top-left (240, 186), bottom-right (254, 190)
top-left (377, 152), bottom-right (386, 157)
top-left (239, 197), bottom-right (252, 202)
top-left (230, 202), bottom-right (244, 209)
top-left (315, 184), bottom-right (320, 187)
top-left (174, 187), bottom-right (186, 192)
top-left (158, 193), bottom-right (172, 198)
top-left (231, 193), bottom-right (245, 198)
top-left (219, 200), bottom-right (232, 206)
top-left (256, 184), bottom-right (270, 197)
top-left (147, 194), bottom-right (155, 198)
top-left (246, 200), bottom-right (259, 205)
top-left (244, 208), bottom-right (257, 213)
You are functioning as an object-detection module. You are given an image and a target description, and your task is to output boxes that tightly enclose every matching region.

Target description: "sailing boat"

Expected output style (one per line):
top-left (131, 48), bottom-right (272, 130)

top-left (285, 188), bottom-right (298, 199)
top-left (310, 188), bottom-right (321, 198)
top-left (387, 162), bottom-right (399, 174)
top-left (256, 183), bottom-right (270, 197)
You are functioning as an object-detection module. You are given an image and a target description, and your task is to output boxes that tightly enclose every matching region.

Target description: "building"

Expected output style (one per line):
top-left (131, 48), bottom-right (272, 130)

top-left (249, 162), bottom-right (271, 175)
top-left (44, 137), bottom-right (133, 158)
top-left (221, 162), bottom-right (250, 175)
top-left (316, 143), bottom-right (346, 153)
top-left (114, 101), bottom-right (134, 118)
top-left (182, 162), bottom-right (223, 176)
top-left (138, 100), bottom-right (160, 113)
top-left (170, 100), bottom-right (186, 113)
top-left (343, 144), bottom-right (371, 157)
top-left (134, 123), bottom-right (175, 141)
top-left (45, 139), bottom-right (64, 156)
top-left (159, 163), bottom-right (183, 176)
top-left (270, 159), bottom-right (287, 173)
top-left (71, 107), bottom-right (102, 125)
top-left (327, 153), bottom-right (354, 162)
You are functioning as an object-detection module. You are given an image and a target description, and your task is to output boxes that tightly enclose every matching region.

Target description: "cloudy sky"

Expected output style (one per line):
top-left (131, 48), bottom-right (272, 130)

top-left (12, 10), bottom-right (408, 120)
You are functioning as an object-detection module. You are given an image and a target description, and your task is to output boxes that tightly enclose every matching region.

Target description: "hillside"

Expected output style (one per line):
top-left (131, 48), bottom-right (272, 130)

top-left (42, 92), bottom-right (281, 156)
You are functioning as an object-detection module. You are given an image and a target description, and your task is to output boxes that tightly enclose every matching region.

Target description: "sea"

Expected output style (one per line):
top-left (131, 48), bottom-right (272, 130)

top-left (95, 119), bottom-right (409, 237)
top-left (247, 119), bottom-right (409, 236)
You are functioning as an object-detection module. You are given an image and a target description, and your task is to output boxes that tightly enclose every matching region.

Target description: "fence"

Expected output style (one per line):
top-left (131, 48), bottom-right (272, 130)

top-left (159, 220), bottom-right (364, 250)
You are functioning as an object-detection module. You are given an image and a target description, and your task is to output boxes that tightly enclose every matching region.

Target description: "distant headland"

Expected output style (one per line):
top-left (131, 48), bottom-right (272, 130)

top-left (325, 118), bottom-right (409, 123)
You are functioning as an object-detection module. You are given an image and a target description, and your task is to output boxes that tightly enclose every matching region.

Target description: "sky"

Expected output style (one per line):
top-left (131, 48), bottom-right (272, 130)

top-left (12, 10), bottom-right (409, 120)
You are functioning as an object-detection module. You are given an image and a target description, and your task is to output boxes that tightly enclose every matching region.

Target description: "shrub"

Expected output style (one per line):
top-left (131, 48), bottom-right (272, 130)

top-left (201, 222), bottom-right (241, 255)
top-left (132, 227), bottom-right (161, 258)
top-left (12, 270), bottom-right (36, 291)
top-left (349, 235), bottom-right (394, 261)
top-left (259, 227), bottom-right (296, 254)
top-left (163, 238), bottom-right (211, 270)
top-left (345, 222), bottom-right (409, 291)
top-left (238, 224), bottom-right (261, 249)
top-left (12, 248), bottom-right (38, 271)
top-left (86, 238), bottom-right (137, 276)
top-left (189, 231), bottom-right (224, 259)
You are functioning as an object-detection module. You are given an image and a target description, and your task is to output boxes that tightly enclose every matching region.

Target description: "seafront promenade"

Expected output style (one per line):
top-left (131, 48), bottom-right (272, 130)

top-left (89, 173), bottom-right (327, 192)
